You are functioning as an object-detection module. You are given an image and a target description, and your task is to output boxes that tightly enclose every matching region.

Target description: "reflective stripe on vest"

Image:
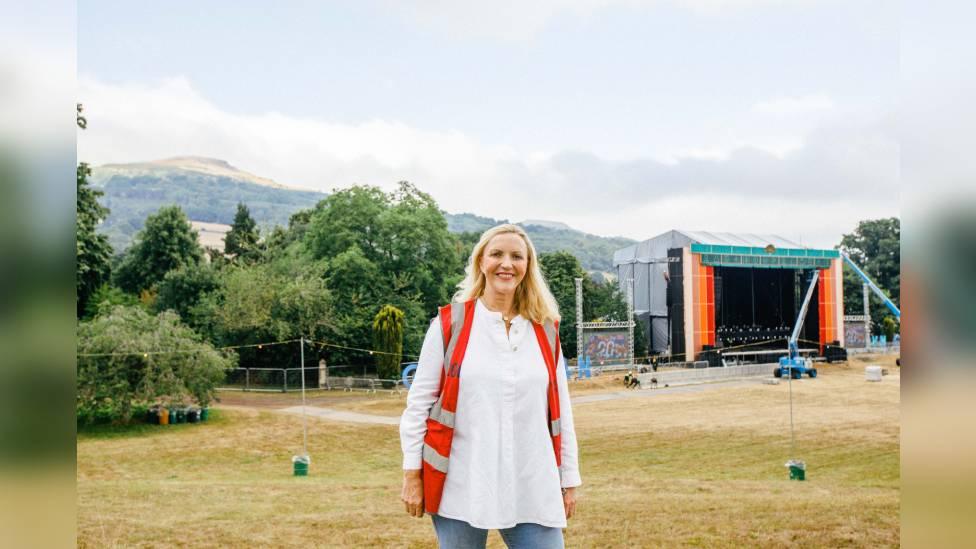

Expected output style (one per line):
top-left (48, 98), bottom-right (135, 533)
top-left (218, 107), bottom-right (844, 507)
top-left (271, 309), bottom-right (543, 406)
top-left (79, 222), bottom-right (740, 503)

top-left (429, 400), bottom-right (455, 429)
top-left (422, 300), bottom-right (562, 514)
top-left (423, 443), bottom-right (450, 473)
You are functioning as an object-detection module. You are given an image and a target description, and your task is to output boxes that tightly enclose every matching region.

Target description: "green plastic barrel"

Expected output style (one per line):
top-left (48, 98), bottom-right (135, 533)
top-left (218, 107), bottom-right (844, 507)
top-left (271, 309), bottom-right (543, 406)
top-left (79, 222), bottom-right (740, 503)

top-left (787, 460), bottom-right (806, 481)
top-left (200, 408), bottom-right (209, 421)
top-left (293, 455), bottom-right (310, 477)
top-left (168, 409), bottom-right (176, 424)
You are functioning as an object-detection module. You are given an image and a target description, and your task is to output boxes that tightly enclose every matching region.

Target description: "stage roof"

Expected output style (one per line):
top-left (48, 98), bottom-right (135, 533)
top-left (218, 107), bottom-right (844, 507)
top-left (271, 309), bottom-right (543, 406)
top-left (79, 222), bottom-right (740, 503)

top-left (674, 230), bottom-right (806, 249)
top-left (613, 229), bottom-right (839, 268)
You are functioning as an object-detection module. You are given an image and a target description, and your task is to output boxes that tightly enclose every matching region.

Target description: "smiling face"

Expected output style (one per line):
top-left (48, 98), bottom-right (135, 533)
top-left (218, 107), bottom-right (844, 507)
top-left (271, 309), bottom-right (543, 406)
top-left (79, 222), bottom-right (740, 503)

top-left (479, 232), bottom-right (529, 297)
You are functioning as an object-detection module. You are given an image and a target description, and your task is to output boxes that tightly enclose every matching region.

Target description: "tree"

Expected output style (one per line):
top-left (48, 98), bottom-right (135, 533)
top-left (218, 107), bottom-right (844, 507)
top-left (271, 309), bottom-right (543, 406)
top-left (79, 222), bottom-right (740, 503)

top-left (838, 218), bottom-right (900, 334)
top-left (76, 104), bottom-right (113, 317)
top-left (76, 306), bottom-right (234, 425)
top-left (307, 183), bottom-right (461, 312)
top-left (324, 244), bottom-right (424, 367)
top-left (224, 202), bottom-right (260, 260)
top-left (307, 186), bottom-right (388, 264)
top-left (881, 316), bottom-right (899, 341)
top-left (539, 251), bottom-right (588, 359)
top-left (114, 206), bottom-right (203, 293)
top-left (455, 231), bottom-right (482, 264)
top-left (155, 262), bottom-right (221, 321)
top-left (373, 305), bottom-right (405, 380)
top-left (583, 277), bottom-right (626, 322)
top-left (304, 183), bottom-right (463, 364)
top-left (205, 263), bottom-right (334, 370)
top-left (83, 283), bottom-right (141, 320)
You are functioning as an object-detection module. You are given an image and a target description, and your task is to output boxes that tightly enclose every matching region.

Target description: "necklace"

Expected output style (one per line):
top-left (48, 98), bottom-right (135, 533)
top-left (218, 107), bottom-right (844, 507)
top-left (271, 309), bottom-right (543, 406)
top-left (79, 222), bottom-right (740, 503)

top-left (481, 297), bottom-right (513, 322)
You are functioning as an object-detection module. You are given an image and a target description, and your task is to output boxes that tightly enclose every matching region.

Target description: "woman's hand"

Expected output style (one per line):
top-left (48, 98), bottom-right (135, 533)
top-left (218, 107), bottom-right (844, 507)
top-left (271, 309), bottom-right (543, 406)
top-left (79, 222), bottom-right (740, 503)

top-left (401, 469), bottom-right (424, 518)
top-left (563, 487), bottom-right (578, 519)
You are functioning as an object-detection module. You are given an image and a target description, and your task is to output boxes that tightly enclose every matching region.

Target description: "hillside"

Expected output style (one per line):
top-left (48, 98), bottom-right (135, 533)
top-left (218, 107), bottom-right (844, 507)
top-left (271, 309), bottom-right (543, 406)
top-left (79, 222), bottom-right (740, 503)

top-left (91, 157), bottom-right (327, 251)
top-left (445, 213), bottom-right (635, 272)
top-left (92, 157), bottom-right (636, 271)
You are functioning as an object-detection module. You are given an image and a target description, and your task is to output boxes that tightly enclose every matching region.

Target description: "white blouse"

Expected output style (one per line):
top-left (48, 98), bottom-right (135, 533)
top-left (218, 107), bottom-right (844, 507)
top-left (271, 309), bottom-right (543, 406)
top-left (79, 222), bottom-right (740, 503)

top-left (400, 300), bottom-right (582, 529)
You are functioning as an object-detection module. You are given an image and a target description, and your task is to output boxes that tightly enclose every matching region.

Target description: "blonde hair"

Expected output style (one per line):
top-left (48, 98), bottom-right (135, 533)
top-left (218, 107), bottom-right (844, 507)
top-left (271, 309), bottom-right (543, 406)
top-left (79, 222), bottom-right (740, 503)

top-left (453, 224), bottom-right (561, 324)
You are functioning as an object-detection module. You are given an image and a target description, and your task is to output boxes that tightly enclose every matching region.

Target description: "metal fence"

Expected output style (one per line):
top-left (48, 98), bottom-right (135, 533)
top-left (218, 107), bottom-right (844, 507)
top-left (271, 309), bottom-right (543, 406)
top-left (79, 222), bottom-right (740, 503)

top-left (218, 368), bottom-right (404, 394)
top-left (635, 362), bottom-right (774, 387)
top-left (847, 343), bottom-right (900, 356)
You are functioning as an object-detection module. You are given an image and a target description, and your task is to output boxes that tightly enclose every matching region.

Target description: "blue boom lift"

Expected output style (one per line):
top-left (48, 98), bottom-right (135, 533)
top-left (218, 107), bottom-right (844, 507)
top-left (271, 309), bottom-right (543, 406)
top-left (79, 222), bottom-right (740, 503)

top-left (775, 253), bottom-right (901, 379)
top-left (775, 270), bottom-right (821, 379)
top-left (840, 252), bottom-right (901, 319)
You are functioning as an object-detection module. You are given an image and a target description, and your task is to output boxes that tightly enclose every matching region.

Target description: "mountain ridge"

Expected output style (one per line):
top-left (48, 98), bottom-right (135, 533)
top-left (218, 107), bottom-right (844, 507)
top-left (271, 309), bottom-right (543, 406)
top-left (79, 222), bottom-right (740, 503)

top-left (93, 156), bottom-right (302, 190)
top-left (92, 157), bottom-right (636, 271)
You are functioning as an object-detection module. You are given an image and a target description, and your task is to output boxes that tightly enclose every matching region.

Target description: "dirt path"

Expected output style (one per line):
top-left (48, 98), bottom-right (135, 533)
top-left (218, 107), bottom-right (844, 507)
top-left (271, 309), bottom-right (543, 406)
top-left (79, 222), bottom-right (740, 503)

top-left (277, 405), bottom-right (400, 425)
top-left (214, 390), bottom-right (379, 410)
top-left (574, 378), bottom-right (766, 404)
top-left (214, 390), bottom-right (403, 425)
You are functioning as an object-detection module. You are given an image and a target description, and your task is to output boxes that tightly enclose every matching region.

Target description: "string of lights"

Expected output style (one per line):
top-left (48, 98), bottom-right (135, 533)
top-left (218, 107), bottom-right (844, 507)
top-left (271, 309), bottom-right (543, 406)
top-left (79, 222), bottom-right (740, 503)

top-left (306, 339), bottom-right (420, 360)
top-left (76, 339), bottom-right (301, 358)
top-left (77, 337), bottom-right (419, 359)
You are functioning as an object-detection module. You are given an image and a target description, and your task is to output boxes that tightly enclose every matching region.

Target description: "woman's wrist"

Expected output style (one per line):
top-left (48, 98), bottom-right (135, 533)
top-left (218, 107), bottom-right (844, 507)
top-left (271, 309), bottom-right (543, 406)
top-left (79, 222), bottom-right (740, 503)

top-left (404, 469), bottom-right (422, 479)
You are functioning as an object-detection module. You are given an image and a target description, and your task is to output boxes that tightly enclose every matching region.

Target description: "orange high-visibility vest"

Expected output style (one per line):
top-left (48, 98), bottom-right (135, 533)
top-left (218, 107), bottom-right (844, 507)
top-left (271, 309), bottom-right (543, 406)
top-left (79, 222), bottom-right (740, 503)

top-left (422, 299), bottom-right (562, 514)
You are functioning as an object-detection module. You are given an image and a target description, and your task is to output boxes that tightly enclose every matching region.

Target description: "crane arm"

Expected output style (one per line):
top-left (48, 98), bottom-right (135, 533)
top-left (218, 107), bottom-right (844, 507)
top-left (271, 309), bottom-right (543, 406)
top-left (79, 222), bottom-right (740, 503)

top-left (840, 252), bottom-right (901, 319)
top-left (789, 270), bottom-right (820, 359)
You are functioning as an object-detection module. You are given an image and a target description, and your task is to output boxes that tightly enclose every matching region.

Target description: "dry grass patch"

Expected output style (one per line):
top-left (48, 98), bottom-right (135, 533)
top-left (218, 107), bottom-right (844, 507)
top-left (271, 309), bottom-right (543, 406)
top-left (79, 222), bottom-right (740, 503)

top-left (78, 359), bottom-right (898, 547)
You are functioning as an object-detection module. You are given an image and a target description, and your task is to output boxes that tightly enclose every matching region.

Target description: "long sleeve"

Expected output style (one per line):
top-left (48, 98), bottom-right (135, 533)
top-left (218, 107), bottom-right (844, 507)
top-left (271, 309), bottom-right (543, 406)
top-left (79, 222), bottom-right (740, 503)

top-left (399, 319), bottom-right (444, 470)
top-left (556, 352), bottom-right (582, 488)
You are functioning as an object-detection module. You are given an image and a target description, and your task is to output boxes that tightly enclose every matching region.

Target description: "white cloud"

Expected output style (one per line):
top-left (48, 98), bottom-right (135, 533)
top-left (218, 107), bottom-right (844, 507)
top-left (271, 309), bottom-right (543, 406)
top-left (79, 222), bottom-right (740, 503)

top-left (384, 0), bottom-right (820, 42)
top-left (78, 75), bottom-right (896, 246)
top-left (564, 193), bottom-right (897, 248)
top-left (753, 94), bottom-right (835, 116)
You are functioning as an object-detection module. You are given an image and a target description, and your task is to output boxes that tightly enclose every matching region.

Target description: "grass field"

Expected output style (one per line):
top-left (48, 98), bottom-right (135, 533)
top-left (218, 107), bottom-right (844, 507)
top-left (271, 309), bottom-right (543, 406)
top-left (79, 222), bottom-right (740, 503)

top-left (77, 356), bottom-right (899, 547)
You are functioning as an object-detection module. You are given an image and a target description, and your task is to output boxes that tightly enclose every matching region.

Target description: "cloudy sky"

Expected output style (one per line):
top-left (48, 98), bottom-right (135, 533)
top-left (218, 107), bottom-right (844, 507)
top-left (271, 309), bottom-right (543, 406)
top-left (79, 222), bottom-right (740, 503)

top-left (77, 0), bottom-right (899, 247)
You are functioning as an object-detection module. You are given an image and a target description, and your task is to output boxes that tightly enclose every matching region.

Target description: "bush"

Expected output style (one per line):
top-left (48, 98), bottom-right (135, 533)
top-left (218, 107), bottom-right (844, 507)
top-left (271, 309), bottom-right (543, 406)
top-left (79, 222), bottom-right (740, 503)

top-left (77, 305), bottom-right (236, 425)
top-left (881, 316), bottom-right (899, 342)
top-left (373, 305), bottom-right (404, 380)
top-left (83, 283), bottom-right (141, 320)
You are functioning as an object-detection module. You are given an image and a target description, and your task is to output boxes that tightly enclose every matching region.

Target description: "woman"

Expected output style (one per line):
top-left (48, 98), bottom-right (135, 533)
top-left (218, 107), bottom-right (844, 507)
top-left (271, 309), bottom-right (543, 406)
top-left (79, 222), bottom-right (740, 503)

top-left (400, 224), bottom-right (581, 549)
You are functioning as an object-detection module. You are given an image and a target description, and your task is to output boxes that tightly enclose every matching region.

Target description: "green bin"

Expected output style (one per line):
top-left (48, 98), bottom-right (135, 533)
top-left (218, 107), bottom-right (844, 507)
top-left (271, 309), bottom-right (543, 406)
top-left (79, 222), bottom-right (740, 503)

top-left (787, 460), bottom-right (806, 481)
top-left (200, 408), bottom-right (209, 421)
top-left (168, 409), bottom-right (177, 425)
top-left (293, 455), bottom-right (310, 477)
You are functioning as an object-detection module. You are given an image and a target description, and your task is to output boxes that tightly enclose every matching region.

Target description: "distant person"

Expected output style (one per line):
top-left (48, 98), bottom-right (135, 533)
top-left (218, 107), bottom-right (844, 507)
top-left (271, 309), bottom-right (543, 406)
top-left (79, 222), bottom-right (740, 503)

top-left (400, 224), bottom-right (580, 548)
top-left (628, 374), bottom-right (640, 389)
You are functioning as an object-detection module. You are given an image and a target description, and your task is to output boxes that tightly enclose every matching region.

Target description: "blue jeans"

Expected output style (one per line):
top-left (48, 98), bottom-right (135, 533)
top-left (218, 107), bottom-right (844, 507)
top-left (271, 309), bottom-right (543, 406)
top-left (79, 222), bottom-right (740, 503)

top-left (431, 514), bottom-right (564, 549)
